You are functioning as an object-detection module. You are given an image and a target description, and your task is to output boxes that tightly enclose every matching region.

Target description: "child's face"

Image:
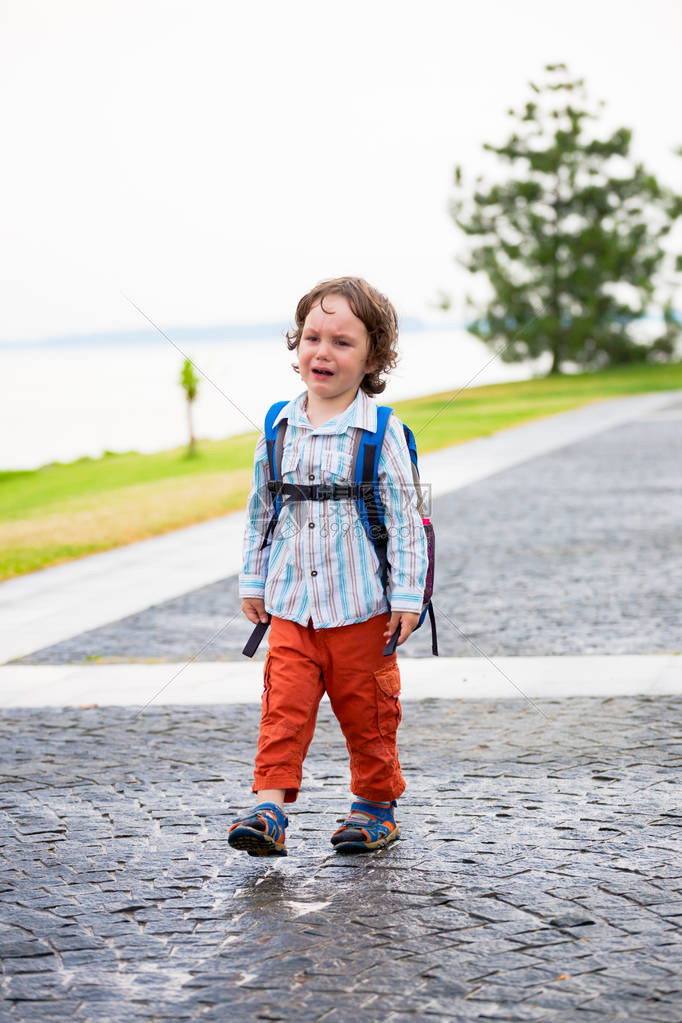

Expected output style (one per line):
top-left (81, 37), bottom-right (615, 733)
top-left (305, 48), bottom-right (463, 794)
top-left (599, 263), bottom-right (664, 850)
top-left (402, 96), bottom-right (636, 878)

top-left (298, 294), bottom-right (373, 407)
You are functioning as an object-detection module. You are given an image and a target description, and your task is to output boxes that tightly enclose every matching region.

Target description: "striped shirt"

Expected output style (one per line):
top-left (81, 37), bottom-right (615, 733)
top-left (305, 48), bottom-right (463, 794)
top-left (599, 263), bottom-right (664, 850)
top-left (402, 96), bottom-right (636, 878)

top-left (239, 388), bottom-right (428, 629)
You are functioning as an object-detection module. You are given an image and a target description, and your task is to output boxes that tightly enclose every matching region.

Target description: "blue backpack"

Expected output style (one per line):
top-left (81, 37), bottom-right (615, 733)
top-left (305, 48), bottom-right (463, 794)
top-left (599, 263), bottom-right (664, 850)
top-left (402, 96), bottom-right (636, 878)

top-left (242, 401), bottom-right (437, 658)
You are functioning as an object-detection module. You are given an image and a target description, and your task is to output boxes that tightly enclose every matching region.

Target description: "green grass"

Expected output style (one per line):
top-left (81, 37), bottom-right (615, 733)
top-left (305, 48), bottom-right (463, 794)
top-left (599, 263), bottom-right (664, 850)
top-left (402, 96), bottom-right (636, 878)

top-left (1, 360), bottom-right (680, 580)
top-left (395, 360), bottom-right (682, 451)
top-left (0, 432), bottom-right (259, 522)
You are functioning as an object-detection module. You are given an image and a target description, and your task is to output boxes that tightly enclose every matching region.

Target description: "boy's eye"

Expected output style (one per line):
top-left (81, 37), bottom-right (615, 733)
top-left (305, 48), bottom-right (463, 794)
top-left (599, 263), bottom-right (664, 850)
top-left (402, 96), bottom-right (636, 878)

top-left (303, 335), bottom-right (349, 346)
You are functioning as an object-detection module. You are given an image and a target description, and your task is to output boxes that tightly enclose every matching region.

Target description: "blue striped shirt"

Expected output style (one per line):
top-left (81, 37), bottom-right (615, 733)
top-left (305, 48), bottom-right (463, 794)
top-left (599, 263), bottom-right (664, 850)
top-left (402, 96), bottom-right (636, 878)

top-left (239, 388), bottom-right (428, 628)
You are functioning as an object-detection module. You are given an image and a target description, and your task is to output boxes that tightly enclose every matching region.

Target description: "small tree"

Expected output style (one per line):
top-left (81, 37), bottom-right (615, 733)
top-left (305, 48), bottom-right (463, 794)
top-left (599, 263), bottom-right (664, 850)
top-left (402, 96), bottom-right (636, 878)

top-left (445, 63), bottom-right (682, 374)
top-left (179, 358), bottom-right (199, 457)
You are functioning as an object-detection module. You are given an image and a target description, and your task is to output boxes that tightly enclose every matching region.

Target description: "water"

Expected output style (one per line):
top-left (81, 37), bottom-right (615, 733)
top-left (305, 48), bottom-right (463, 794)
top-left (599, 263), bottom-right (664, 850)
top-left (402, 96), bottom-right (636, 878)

top-left (3, 328), bottom-right (549, 471)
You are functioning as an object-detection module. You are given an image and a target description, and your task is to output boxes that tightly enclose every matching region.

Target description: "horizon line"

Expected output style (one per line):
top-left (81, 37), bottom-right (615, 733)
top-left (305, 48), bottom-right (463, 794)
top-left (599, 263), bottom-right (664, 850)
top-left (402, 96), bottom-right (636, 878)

top-left (0, 314), bottom-right (465, 351)
top-left (1, 310), bottom-right (676, 351)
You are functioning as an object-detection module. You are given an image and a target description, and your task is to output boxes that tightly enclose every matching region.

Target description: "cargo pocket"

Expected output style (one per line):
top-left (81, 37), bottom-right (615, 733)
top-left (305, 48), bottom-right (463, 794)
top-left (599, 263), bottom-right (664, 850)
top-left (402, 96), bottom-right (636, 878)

top-left (373, 662), bottom-right (402, 741)
top-left (260, 652), bottom-right (302, 742)
top-left (261, 651), bottom-right (272, 717)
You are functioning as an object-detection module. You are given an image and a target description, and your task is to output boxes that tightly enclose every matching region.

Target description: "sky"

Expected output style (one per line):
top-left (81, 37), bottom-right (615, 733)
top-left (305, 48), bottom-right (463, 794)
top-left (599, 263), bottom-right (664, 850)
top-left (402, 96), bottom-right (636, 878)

top-left (2, 0), bottom-right (682, 343)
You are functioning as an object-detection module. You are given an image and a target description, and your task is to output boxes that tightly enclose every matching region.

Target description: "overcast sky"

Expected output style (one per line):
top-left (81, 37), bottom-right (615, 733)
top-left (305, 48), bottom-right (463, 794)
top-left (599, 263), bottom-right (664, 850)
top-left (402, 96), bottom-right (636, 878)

top-left (2, 0), bottom-right (681, 342)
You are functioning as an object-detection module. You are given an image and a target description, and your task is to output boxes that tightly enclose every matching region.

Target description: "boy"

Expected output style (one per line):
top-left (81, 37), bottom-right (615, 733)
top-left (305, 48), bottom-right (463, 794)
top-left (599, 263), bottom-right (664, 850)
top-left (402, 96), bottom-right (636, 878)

top-left (229, 276), bottom-right (427, 856)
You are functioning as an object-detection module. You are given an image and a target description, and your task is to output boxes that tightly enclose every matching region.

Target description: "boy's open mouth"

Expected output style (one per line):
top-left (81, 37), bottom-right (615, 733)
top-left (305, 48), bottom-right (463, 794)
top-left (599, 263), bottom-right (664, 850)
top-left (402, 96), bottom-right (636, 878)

top-left (312, 368), bottom-right (334, 377)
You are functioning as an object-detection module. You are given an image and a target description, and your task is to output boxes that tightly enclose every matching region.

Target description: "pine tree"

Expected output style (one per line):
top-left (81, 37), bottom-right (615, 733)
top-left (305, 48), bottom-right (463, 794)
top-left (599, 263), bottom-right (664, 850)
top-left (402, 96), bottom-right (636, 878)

top-left (446, 63), bottom-right (682, 375)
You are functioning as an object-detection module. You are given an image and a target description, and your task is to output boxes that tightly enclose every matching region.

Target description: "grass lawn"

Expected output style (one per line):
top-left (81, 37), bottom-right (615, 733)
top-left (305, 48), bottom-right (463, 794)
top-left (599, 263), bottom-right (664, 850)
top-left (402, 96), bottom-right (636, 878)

top-left (2, 360), bottom-right (680, 580)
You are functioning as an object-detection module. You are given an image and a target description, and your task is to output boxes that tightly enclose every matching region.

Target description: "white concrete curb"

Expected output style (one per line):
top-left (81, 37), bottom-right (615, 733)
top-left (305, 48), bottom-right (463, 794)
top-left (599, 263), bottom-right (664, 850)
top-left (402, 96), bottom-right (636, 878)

top-left (0, 654), bottom-right (679, 708)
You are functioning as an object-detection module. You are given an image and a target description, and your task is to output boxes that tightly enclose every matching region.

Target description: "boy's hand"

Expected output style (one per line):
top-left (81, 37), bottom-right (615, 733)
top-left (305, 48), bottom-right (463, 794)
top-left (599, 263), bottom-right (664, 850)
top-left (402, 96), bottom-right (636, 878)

top-left (242, 597), bottom-right (269, 625)
top-left (384, 611), bottom-right (420, 647)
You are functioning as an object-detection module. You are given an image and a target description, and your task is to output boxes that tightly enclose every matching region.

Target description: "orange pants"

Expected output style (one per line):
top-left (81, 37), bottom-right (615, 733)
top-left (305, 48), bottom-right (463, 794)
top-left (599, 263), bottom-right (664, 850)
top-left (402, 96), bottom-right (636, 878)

top-left (253, 613), bottom-right (405, 804)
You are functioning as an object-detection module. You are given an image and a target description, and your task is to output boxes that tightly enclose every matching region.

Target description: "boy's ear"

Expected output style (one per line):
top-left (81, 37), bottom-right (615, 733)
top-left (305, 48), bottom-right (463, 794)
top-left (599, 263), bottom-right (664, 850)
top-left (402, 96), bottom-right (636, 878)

top-left (364, 343), bottom-right (377, 373)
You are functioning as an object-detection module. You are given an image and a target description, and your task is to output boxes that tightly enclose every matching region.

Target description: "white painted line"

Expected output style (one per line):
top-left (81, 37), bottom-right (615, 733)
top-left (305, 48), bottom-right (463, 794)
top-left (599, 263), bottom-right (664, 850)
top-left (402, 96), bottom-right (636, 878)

top-left (0, 655), bottom-right (679, 708)
top-left (2, 390), bottom-right (680, 664)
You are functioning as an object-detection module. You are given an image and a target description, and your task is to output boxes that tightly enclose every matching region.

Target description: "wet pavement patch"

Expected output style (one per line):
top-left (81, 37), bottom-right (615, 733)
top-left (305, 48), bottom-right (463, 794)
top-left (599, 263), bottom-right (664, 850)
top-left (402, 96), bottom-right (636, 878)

top-left (0, 696), bottom-right (680, 1019)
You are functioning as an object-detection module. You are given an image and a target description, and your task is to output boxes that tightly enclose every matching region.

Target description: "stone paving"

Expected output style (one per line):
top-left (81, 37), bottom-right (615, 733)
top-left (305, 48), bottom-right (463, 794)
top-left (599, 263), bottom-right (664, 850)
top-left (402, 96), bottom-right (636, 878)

top-left (15, 405), bottom-right (682, 665)
top-left (1, 695), bottom-right (681, 1021)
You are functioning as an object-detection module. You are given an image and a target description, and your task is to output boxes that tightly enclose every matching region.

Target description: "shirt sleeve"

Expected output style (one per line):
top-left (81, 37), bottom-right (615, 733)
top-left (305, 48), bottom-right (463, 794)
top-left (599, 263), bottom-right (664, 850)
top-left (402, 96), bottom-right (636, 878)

top-left (378, 414), bottom-right (428, 613)
top-left (238, 432), bottom-right (273, 599)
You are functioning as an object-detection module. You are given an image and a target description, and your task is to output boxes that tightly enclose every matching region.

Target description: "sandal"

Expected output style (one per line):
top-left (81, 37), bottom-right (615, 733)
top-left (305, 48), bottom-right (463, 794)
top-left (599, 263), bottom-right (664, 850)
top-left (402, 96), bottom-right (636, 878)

top-left (228, 802), bottom-right (288, 857)
top-left (331, 799), bottom-right (399, 853)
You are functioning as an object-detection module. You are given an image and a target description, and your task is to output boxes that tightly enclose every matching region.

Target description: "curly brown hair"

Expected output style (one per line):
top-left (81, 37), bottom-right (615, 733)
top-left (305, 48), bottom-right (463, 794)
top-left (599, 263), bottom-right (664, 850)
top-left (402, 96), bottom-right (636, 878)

top-left (286, 276), bottom-right (399, 396)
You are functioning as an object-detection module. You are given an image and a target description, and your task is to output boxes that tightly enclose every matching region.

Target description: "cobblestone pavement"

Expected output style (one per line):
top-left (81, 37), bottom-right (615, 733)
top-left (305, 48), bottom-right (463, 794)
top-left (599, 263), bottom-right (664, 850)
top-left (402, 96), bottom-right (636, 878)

top-left (1, 696), bottom-right (681, 1021)
top-left (15, 405), bottom-right (682, 665)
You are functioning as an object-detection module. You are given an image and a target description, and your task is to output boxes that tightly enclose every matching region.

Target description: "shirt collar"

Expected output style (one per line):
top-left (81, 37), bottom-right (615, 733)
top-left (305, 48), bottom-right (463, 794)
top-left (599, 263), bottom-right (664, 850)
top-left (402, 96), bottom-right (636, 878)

top-left (275, 389), bottom-right (378, 434)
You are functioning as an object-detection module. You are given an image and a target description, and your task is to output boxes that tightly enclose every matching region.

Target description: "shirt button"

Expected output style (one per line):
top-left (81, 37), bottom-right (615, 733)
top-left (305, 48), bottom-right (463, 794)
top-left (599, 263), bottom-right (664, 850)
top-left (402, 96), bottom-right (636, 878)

top-left (310, 570), bottom-right (317, 577)
top-left (309, 522), bottom-right (315, 529)
top-left (308, 474), bottom-right (315, 481)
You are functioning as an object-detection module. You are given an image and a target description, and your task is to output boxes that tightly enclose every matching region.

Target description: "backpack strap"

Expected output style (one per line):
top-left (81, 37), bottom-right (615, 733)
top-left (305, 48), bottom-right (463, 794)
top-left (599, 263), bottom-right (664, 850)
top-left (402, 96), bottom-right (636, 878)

top-left (259, 400), bottom-right (289, 551)
top-left (242, 614), bottom-right (272, 658)
top-left (351, 407), bottom-right (437, 656)
top-left (382, 599), bottom-right (438, 656)
top-left (351, 406), bottom-right (393, 594)
top-left (401, 422), bottom-right (426, 518)
top-left (427, 601), bottom-right (438, 656)
top-left (382, 422), bottom-right (437, 656)
top-left (264, 400), bottom-right (289, 513)
top-left (243, 401), bottom-right (288, 657)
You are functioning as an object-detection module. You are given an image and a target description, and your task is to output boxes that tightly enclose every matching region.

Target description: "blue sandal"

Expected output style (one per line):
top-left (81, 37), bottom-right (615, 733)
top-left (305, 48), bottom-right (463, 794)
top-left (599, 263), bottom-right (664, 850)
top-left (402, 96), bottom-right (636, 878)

top-left (331, 800), bottom-right (399, 853)
top-left (228, 802), bottom-right (288, 857)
